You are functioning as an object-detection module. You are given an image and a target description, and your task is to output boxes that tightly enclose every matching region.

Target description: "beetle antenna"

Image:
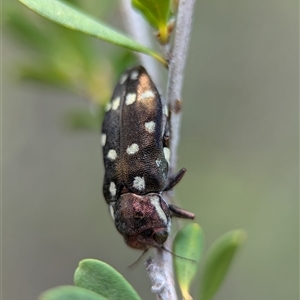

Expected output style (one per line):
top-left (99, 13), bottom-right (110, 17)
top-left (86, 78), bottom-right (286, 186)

top-left (128, 249), bottom-right (149, 270)
top-left (161, 246), bottom-right (196, 263)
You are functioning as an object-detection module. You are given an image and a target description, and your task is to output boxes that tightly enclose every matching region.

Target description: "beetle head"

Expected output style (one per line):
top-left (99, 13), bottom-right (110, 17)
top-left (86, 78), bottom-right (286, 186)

top-left (111, 193), bottom-right (171, 250)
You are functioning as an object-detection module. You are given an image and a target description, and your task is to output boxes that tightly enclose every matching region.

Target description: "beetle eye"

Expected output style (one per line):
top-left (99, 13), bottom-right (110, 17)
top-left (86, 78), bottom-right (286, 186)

top-left (142, 229), bottom-right (154, 238)
top-left (153, 229), bottom-right (168, 245)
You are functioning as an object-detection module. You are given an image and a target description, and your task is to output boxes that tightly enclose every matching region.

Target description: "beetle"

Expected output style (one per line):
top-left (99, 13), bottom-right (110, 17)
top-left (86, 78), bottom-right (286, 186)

top-left (101, 66), bottom-right (194, 250)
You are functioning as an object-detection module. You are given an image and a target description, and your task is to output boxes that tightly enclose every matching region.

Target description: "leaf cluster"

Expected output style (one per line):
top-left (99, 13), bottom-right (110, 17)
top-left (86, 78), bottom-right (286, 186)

top-left (8, 0), bottom-right (178, 130)
top-left (38, 226), bottom-right (245, 300)
top-left (173, 225), bottom-right (246, 300)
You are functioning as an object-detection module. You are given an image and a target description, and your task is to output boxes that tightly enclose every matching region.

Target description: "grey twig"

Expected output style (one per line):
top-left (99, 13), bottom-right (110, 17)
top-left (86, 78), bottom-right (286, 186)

top-left (157, 0), bottom-right (197, 299)
top-left (120, 1), bottom-right (196, 299)
top-left (167, 0), bottom-right (196, 172)
top-left (145, 257), bottom-right (168, 300)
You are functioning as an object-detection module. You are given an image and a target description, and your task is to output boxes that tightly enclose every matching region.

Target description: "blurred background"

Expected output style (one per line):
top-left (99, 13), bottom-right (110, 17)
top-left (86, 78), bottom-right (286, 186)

top-left (2, 0), bottom-right (298, 299)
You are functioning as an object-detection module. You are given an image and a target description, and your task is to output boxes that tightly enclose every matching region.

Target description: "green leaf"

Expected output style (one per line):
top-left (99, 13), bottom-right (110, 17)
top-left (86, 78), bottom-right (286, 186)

top-left (173, 223), bottom-right (204, 300)
top-left (18, 0), bottom-right (166, 66)
top-left (74, 259), bottom-right (142, 300)
top-left (65, 109), bottom-right (101, 131)
top-left (200, 230), bottom-right (246, 300)
top-left (19, 64), bottom-right (71, 86)
top-left (39, 285), bottom-right (108, 300)
top-left (132, 0), bottom-right (171, 43)
top-left (6, 10), bottom-right (51, 51)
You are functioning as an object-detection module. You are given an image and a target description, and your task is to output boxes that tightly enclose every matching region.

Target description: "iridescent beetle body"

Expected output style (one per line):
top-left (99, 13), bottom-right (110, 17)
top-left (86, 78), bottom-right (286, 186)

top-left (101, 66), bottom-right (194, 250)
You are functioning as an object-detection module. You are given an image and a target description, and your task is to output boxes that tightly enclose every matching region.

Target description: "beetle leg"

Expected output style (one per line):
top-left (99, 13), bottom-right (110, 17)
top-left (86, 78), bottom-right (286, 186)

top-left (168, 204), bottom-right (195, 219)
top-left (164, 168), bottom-right (186, 191)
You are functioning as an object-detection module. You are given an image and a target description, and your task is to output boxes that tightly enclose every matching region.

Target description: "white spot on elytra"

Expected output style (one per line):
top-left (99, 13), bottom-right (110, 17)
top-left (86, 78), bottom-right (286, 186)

top-left (107, 149), bottom-right (117, 161)
top-left (109, 182), bottom-right (116, 197)
top-left (156, 159), bottom-right (161, 167)
top-left (105, 102), bottom-right (112, 111)
top-left (119, 74), bottom-right (128, 84)
top-left (140, 90), bottom-right (155, 100)
top-left (163, 105), bottom-right (169, 117)
top-left (101, 133), bottom-right (106, 147)
top-left (126, 143), bottom-right (139, 155)
top-left (163, 147), bottom-right (170, 164)
top-left (112, 96), bottom-right (120, 110)
top-left (125, 93), bottom-right (137, 105)
top-left (145, 121), bottom-right (156, 133)
top-left (109, 204), bottom-right (115, 220)
top-left (150, 196), bottom-right (168, 224)
top-left (130, 71), bottom-right (139, 80)
top-left (133, 176), bottom-right (145, 191)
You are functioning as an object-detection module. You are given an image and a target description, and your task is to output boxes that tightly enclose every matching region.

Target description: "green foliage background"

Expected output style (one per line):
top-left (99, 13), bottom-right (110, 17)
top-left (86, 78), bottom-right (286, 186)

top-left (2, 0), bottom-right (298, 300)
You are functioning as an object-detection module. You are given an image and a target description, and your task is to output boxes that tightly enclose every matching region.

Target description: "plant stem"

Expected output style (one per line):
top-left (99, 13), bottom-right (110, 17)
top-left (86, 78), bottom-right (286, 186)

top-left (121, 1), bottom-right (196, 299)
top-left (167, 0), bottom-right (196, 172)
top-left (156, 0), bottom-right (197, 299)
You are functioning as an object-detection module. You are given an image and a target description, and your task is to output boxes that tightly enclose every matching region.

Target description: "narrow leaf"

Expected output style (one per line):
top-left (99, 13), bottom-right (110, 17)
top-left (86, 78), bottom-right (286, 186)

top-left (132, 0), bottom-right (171, 43)
top-left (173, 223), bottom-right (204, 300)
top-left (65, 109), bottom-right (101, 131)
top-left (39, 285), bottom-right (108, 300)
top-left (18, 0), bottom-right (166, 66)
top-left (6, 10), bottom-right (50, 50)
top-left (74, 259), bottom-right (141, 300)
top-left (132, 0), bottom-right (170, 28)
top-left (200, 230), bottom-right (246, 300)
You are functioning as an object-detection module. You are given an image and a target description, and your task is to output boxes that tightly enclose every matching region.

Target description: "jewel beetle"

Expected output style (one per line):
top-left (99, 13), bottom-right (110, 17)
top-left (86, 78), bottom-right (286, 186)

top-left (101, 66), bottom-right (194, 250)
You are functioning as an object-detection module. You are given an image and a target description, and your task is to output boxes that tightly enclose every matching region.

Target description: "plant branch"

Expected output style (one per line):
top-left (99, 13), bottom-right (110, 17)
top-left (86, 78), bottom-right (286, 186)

top-left (145, 257), bottom-right (172, 300)
top-left (156, 0), bottom-right (197, 299)
top-left (167, 0), bottom-right (196, 172)
top-left (120, 1), bottom-right (196, 299)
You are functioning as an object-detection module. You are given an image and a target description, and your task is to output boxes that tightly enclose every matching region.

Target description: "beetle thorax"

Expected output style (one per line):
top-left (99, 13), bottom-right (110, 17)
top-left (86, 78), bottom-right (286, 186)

top-left (111, 193), bottom-right (171, 250)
